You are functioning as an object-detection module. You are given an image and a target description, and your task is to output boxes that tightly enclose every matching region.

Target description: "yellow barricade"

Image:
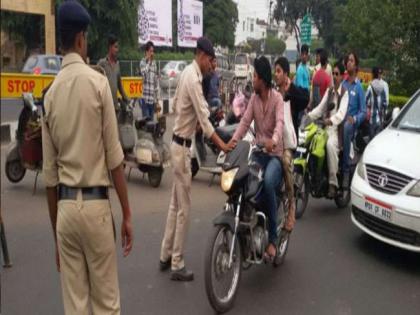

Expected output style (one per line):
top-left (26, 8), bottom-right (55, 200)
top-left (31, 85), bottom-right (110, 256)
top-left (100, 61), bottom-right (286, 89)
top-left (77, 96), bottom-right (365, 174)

top-left (1, 73), bottom-right (143, 99)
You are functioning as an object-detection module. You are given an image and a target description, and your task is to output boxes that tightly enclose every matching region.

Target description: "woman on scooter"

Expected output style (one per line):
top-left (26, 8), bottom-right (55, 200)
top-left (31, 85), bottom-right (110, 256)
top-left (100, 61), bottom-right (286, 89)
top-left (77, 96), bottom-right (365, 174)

top-left (228, 56), bottom-right (284, 259)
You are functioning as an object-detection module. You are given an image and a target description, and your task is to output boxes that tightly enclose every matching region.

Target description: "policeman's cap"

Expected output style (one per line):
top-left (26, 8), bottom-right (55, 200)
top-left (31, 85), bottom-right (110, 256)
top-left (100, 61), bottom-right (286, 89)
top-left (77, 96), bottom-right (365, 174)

top-left (197, 37), bottom-right (215, 58)
top-left (58, 0), bottom-right (91, 33)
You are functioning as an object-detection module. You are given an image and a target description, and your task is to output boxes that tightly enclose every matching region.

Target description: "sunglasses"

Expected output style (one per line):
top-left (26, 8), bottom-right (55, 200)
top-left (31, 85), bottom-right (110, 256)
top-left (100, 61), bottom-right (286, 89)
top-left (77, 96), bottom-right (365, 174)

top-left (333, 71), bottom-right (340, 76)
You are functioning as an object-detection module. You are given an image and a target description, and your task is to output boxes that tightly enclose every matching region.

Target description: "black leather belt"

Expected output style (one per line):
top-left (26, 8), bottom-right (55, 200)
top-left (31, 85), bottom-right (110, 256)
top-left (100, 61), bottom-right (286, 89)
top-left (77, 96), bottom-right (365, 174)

top-left (172, 134), bottom-right (192, 148)
top-left (58, 185), bottom-right (108, 201)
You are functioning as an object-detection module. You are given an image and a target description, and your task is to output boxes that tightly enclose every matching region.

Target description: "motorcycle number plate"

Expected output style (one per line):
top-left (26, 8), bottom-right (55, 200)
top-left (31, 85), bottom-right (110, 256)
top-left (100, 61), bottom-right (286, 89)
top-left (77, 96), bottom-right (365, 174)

top-left (296, 147), bottom-right (307, 154)
top-left (137, 149), bottom-right (152, 163)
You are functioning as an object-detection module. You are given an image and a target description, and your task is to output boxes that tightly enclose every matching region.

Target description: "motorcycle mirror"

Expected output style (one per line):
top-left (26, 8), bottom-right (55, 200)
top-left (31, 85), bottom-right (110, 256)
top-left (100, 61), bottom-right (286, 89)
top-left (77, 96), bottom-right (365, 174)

top-left (392, 107), bottom-right (400, 120)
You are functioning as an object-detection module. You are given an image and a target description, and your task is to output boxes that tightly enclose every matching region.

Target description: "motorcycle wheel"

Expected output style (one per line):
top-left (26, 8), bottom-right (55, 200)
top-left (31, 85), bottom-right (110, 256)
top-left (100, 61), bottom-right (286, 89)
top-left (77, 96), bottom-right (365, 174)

top-left (6, 160), bottom-right (26, 183)
top-left (295, 173), bottom-right (309, 219)
top-left (273, 203), bottom-right (290, 267)
top-left (191, 158), bottom-right (199, 179)
top-left (148, 167), bottom-right (163, 188)
top-left (334, 188), bottom-right (351, 208)
top-left (205, 225), bottom-right (242, 314)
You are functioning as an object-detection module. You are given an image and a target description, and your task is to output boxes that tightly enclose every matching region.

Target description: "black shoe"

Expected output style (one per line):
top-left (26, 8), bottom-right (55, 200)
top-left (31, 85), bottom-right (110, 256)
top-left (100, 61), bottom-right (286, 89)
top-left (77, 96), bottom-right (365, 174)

top-left (342, 173), bottom-right (350, 189)
top-left (159, 258), bottom-right (171, 271)
top-left (170, 267), bottom-right (194, 281)
top-left (327, 184), bottom-right (337, 198)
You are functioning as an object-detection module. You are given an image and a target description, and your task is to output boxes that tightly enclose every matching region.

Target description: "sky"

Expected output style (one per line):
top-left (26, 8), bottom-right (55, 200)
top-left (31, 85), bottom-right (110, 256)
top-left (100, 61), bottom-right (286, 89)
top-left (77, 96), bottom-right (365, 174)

top-left (233, 0), bottom-right (272, 21)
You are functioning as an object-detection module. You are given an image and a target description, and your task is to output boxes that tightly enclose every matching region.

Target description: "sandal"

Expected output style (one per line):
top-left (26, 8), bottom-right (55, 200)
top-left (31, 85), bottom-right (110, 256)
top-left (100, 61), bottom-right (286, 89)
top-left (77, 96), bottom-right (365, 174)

top-left (264, 243), bottom-right (277, 262)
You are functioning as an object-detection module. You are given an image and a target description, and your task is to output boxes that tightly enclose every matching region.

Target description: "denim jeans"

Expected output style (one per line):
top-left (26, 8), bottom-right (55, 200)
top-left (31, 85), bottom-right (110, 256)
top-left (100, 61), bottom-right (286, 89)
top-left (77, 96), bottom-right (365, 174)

top-left (342, 119), bottom-right (357, 174)
top-left (141, 99), bottom-right (154, 119)
top-left (208, 97), bottom-right (222, 108)
top-left (252, 153), bottom-right (283, 244)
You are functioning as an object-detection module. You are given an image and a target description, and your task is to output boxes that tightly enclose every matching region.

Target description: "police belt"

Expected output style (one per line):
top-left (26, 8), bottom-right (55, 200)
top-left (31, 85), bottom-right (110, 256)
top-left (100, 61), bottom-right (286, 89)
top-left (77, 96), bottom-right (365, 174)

top-left (58, 184), bottom-right (109, 201)
top-left (172, 134), bottom-right (192, 148)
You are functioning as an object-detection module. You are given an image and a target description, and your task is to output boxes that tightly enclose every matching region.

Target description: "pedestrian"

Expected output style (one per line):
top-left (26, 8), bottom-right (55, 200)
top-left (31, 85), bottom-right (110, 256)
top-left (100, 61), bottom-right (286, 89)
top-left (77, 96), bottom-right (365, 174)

top-left (42, 1), bottom-right (133, 314)
top-left (308, 62), bottom-right (349, 197)
top-left (314, 48), bottom-right (333, 86)
top-left (294, 44), bottom-right (311, 91)
top-left (273, 56), bottom-right (298, 232)
top-left (227, 55), bottom-right (285, 259)
top-left (311, 48), bottom-right (332, 108)
top-left (378, 67), bottom-right (389, 107)
top-left (97, 34), bottom-right (129, 110)
top-left (365, 66), bottom-right (388, 139)
top-left (342, 52), bottom-right (366, 188)
top-left (139, 41), bottom-right (158, 120)
top-left (159, 37), bottom-right (233, 281)
top-left (202, 57), bottom-right (222, 108)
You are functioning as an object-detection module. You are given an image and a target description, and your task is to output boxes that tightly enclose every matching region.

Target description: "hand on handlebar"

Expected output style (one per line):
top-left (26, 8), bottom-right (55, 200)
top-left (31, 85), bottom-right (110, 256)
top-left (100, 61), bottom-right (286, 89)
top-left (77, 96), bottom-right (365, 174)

top-left (227, 139), bottom-right (237, 151)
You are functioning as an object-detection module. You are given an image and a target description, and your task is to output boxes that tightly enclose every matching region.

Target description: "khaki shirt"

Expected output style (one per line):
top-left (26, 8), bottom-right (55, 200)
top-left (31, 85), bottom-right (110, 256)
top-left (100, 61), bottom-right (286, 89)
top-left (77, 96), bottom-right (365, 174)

top-left (172, 60), bottom-right (214, 139)
top-left (42, 53), bottom-right (124, 187)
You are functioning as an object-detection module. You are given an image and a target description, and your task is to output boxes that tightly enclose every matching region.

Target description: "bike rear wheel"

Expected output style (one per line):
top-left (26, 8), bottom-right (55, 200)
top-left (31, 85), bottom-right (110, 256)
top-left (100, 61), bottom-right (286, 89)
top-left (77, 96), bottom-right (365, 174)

top-left (294, 172), bottom-right (309, 219)
top-left (204, 225), bottom-right (242, 314)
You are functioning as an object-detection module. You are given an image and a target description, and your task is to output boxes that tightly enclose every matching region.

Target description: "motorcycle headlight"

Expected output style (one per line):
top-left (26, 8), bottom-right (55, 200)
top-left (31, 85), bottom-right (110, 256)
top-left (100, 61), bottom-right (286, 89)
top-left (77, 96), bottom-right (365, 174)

top-left (356, 161), bottom-right (366, 181)
top-left (136, 148), bottom-right (153, 163)
top-left (298, 130), bottom-right (307, 145)
top-left (407, 180), bottom-right (420, 197)
top-left (221, 168), bottom-right (239, 193)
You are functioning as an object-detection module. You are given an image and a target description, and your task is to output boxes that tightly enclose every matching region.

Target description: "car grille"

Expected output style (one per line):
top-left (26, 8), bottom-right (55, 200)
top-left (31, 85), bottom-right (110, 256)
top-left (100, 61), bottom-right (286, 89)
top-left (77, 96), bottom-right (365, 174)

top-left (365, 164), bottom-right (412, 195)
top-left (352, 207), bottom-right (420, 246)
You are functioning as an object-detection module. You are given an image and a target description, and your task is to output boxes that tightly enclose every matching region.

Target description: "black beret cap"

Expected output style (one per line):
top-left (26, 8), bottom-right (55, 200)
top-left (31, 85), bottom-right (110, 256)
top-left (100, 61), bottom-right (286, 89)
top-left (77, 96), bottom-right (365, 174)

top-left (58, 0), bottom-right (91, 33)
top-left (197, 37), bottom-right (215, 58)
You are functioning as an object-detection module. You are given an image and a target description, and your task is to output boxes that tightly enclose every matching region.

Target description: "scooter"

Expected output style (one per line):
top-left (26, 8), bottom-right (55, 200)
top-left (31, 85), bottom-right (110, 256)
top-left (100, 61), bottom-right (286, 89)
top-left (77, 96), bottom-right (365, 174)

top-left (5, 93), bottom-right (43, 193)
top-left (204, 141), bottom-right (290, 313)
top-left (118, 100), bottom-right (170, 187)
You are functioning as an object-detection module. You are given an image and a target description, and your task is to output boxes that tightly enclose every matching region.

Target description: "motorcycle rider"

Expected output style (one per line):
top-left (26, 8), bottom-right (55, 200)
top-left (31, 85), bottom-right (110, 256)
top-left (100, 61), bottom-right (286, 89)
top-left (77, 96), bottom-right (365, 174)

top-left (228, 56), bottom-right (284, 259)
top-left (97, 34), bottom-right (129, 109)
top-left (273, 56), bottom-right (297, 232)
top-left (342, 52), bottom-right (366, 188)
top-left (202, 57), bottom-right (222, 108)
top-left (307, 62), bottom-right (349, 197)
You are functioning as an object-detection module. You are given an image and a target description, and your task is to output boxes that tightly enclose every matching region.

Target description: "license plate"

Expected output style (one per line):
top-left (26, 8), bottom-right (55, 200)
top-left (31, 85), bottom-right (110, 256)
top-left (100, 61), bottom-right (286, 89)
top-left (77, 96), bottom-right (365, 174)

top-left (137, 148), bottom-right (152, 163)
top-left (364, 197), bottom-right (393, 222)
top-left (296, 146), bottom-right (307, 154)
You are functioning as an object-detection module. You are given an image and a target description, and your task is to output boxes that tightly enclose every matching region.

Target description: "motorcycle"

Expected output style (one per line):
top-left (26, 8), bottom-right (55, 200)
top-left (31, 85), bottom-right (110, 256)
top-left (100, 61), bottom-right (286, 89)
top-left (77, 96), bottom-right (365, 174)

top-left (293, 115), bottom-right (360, 219)
top-left (204, 141), bottom-right (290, 313)
top-left (5, 93), bottom-right (43, 192)
top-left (117, 99), bottom-right (170, 187)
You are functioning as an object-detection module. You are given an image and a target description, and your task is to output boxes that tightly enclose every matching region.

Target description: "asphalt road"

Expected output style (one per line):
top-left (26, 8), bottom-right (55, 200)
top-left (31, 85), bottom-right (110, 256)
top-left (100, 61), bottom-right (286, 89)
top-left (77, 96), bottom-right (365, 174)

top-left (1, 115), bottom-right (419, 315)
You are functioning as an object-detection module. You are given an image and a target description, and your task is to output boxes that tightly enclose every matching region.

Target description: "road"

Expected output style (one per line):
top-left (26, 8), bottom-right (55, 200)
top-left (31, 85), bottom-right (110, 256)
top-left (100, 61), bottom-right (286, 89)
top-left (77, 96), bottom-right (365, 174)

top-left (1, 115), bottom-right (419, 315)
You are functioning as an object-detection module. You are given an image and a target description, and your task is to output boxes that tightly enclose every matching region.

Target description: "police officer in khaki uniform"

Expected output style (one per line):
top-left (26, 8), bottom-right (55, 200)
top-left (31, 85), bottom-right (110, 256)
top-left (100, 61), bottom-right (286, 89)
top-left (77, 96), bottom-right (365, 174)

top-left (42, 1), bottom-right (133, 314)
top-left (159, 38), bottom-right (233, 281)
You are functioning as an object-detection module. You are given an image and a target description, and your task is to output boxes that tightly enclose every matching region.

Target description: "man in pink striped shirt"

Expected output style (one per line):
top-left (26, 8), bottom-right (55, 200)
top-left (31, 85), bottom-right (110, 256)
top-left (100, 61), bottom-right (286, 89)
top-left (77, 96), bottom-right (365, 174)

top-left (228, 56), bottom-right (284, 259)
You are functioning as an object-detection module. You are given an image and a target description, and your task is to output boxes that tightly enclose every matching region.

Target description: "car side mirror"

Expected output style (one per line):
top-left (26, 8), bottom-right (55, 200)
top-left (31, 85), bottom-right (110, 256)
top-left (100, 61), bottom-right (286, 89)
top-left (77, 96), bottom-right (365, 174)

top-left (392, 107), bottom-right (400, 120)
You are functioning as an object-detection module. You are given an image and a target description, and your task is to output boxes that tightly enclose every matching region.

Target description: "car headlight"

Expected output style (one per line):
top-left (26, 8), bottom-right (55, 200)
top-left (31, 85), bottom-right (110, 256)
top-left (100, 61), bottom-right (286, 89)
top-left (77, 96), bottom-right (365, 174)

top-left (407, 180), bottom-right (420, 197)
top-left (356, 161), bottom-right (366, 180)
top-left (221, 168), bottom-right (239, 193)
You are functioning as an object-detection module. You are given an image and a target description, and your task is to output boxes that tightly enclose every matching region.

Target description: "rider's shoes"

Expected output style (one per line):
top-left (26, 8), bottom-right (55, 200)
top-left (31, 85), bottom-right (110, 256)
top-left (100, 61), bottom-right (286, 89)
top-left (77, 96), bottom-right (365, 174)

top-left (159, 257), bottom-right (171, 271)
top-left (264, 243), bottom-right (277, 262)
top-left (342, 173), bottom-right (350, 189)
top-left (327, 184), bottom-right (337, 198)
top-left (284, 198), bottom-right (296, 232)
top-left (171, 267), bottom-right (194, 281)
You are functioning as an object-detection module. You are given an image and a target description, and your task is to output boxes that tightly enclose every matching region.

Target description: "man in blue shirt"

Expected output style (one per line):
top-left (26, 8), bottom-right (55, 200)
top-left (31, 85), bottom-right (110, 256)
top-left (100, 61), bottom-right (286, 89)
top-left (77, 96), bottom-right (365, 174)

top-left (294, 44), bottom-right (310, 91)
top-left (342, 52), bottom-right (366, 188)
top-left (202, 57), bottom-right (221, 108)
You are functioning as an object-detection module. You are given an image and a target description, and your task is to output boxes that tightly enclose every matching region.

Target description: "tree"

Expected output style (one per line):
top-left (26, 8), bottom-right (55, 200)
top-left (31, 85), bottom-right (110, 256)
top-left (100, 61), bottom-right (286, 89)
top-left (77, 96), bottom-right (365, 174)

top-left (265, 35), bottom-right (286, 55)
top-left (202, 0), bottom-right (238, 49)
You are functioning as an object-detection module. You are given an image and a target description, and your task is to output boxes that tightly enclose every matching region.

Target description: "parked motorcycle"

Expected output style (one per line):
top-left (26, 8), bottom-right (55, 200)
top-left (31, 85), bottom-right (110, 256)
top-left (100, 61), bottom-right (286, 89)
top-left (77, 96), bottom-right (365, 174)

top-left (204, 141), bottom-right (290, 313)
top-left (118, 99), bottom-right (170, 187)
top-left (5, 93), bottom-right (43, 190)
top-left (293, 115), bottom-right (360, 218)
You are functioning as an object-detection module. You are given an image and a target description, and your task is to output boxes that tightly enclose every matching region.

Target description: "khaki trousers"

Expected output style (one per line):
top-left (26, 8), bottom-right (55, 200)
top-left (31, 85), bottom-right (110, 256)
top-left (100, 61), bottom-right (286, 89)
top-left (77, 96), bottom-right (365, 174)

top-left (160, 141), bottom-right (192, 270)
top-left (281, 149), bottom-right (295, 201)
top-left (57, 191), bottom-right (120, 315)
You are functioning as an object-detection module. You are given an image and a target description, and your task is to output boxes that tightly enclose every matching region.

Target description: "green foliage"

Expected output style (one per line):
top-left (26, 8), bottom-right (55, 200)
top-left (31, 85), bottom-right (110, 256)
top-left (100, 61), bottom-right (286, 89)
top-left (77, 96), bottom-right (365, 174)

top-left (202, 0), bottom-right (238, 48)
top-left (389, 95), bottom-right (409, 109)
top-left (265, 36), bottom-right (286, 55)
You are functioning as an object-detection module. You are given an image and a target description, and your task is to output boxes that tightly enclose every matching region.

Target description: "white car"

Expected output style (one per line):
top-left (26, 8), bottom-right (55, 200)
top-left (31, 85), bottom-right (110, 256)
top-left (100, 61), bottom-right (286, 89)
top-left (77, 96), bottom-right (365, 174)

top-left (351, 89), bottom-right (420, 252)
top-left (234, 53), bottom-right (254, 81)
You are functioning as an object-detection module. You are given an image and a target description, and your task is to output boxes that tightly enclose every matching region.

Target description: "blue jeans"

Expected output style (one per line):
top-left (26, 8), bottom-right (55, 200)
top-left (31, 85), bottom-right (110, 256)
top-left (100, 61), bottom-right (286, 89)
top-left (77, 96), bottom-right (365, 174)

top-left (342, 119), bottom-right (358, 174)
top-left (252, 153), bottom-right (283, 244)
top-left (141, 99), bottom-right (154, 119)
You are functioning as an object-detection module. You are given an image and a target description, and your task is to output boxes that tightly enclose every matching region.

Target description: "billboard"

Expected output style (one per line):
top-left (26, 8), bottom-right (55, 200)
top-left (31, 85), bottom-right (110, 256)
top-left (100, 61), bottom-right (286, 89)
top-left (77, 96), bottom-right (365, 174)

top-left (138, 0), bottom-right (173, 47)
top-left (177, 0), bottom-right (203, 47)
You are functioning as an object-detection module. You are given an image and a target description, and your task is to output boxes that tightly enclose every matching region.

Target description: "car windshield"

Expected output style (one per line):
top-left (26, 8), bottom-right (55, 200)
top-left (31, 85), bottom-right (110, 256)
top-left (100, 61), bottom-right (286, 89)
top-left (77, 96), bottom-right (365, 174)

top-left (235, 55), bottom-right (247, 65)
top-left (392, 92), bottom-right (420, 133)
top-left (45, 57), bottom-right (60, 70)
top-left (23, 56), bottom-right (38, 71)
